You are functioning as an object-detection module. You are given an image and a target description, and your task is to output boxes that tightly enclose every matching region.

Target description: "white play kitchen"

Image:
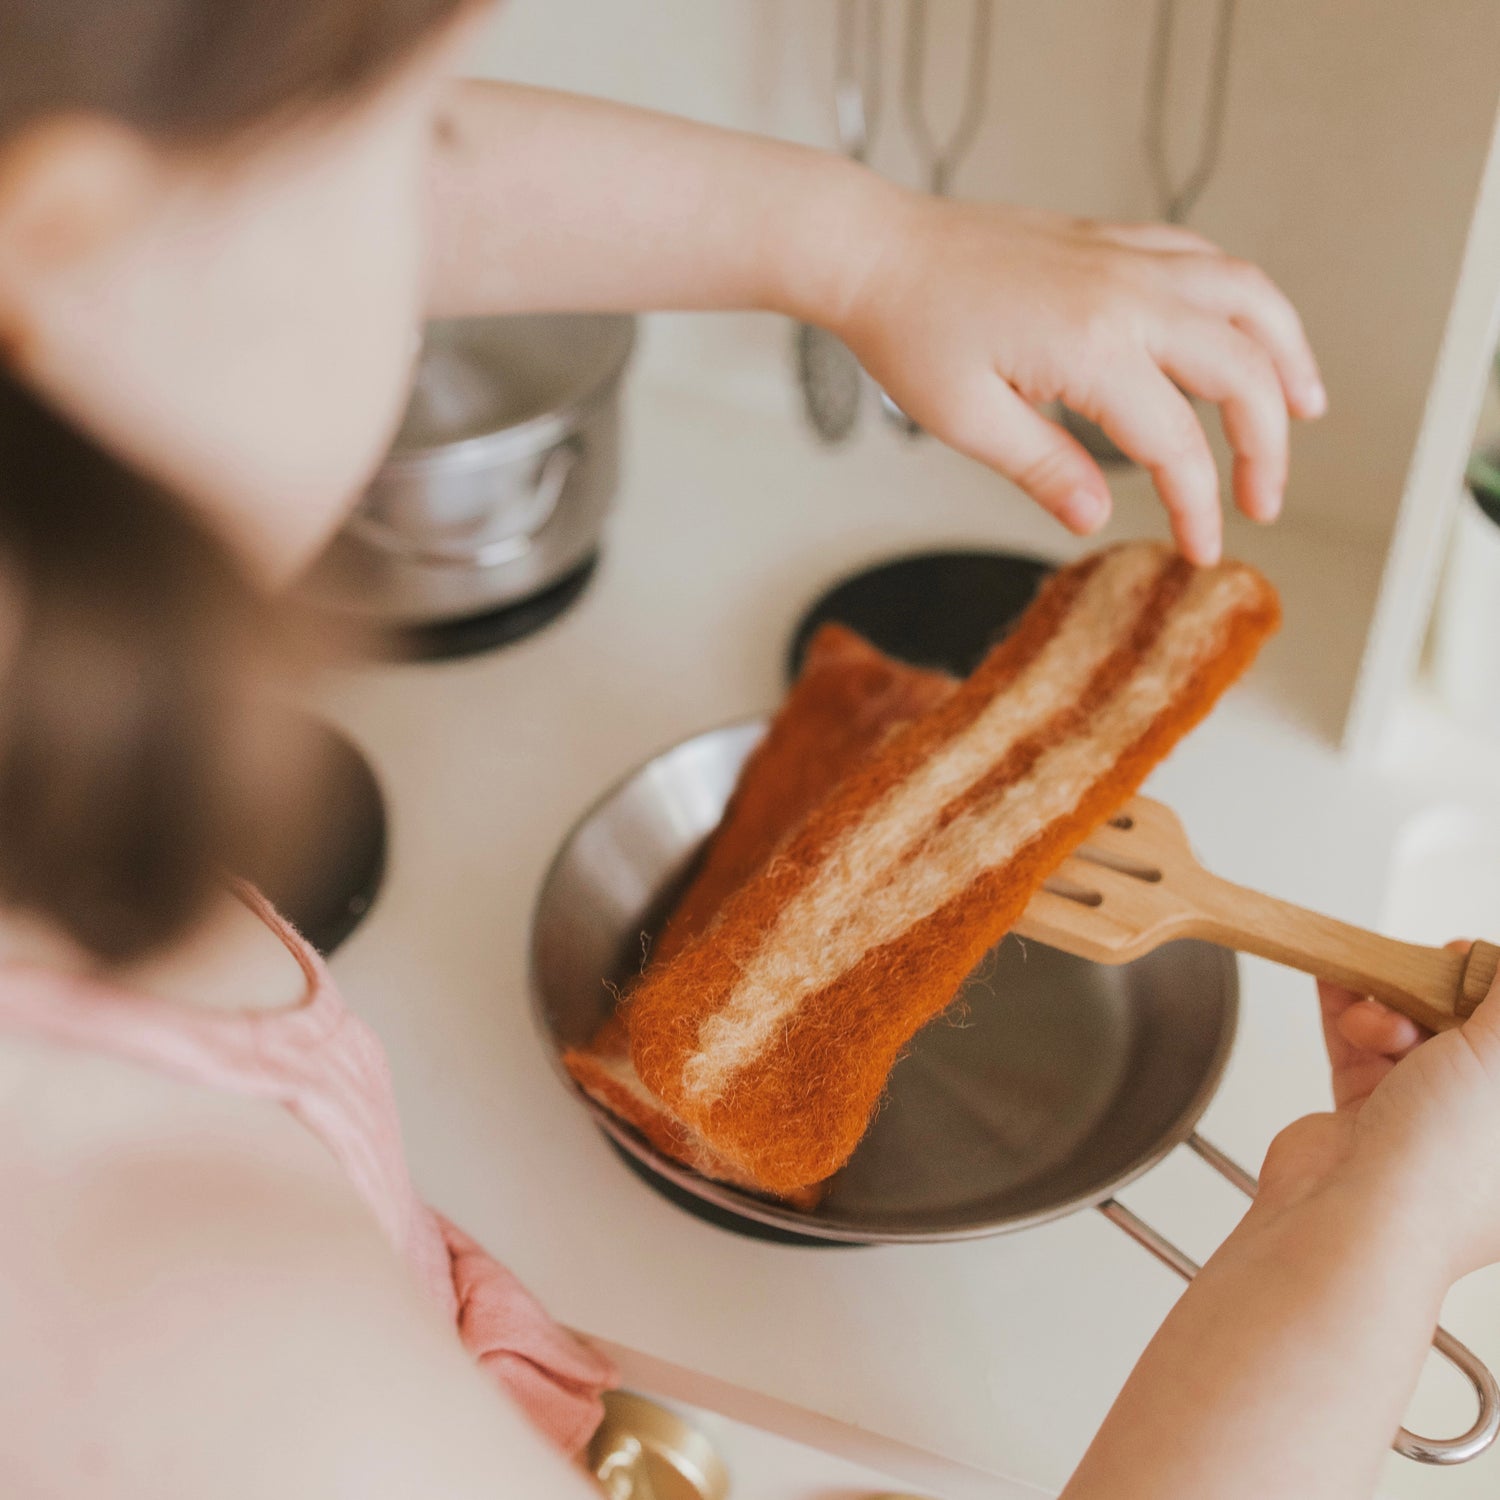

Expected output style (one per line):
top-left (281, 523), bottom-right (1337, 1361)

top-left (301, 3), bottom-right (1500, 1495)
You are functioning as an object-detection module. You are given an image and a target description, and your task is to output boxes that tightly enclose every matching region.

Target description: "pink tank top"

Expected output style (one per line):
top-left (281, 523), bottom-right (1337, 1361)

top-left (0, 889), bottom-right (615, 1456)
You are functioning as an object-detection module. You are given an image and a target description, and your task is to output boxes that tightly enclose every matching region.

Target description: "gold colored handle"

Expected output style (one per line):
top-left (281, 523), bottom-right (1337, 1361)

top-left (595, 1438), bottom-right (660, 1500)
top-left (586, 1392), bottom-right (728, 1500)
top-left (1189, 876), bottom-right (1491, 1034)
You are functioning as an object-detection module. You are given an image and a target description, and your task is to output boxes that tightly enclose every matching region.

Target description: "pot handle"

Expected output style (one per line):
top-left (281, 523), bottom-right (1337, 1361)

top-left (1098, 1132), bottom-right (1500, 1466)
top-left (347, 438), bottom-right (581, 570)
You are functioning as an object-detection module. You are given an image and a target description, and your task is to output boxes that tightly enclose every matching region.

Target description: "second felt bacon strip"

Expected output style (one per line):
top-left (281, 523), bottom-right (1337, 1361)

top-left (627, 541), bottom-right (1281, 1196)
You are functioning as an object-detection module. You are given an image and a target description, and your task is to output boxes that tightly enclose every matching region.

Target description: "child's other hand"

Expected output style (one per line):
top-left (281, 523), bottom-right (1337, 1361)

top-left (834, 195), bottom-right (1325, 567)
top-left (1259, 952), bottom-right (1500, 1280)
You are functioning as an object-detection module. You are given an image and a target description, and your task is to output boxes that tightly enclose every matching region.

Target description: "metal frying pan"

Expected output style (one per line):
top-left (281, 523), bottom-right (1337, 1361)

top-left (531, 719), bottom-right (1236, 1243)
top-left (529, 721), bottom-right (1499, 1464)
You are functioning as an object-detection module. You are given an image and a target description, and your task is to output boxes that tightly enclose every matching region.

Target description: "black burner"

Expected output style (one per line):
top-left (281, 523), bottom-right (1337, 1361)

top-left (788, 549), bottom-right (1055, 684)
top-left (244, 721), bottom-right (387, 956)
top-left (381, 552), bottom-right (599, 664)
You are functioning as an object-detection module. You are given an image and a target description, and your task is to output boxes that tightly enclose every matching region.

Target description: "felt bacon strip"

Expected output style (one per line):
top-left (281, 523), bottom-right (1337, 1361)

top-left (562, 624), bottom-right (956, 1204)
top-left (655, 625), bottom-right (957, 966)
top-left (561, 1015), bottom-right (772, 1188)
top-left (562, 1017), bottom-right (821, 1211)
top-left (627, 541), bottom-right (1281, 1196)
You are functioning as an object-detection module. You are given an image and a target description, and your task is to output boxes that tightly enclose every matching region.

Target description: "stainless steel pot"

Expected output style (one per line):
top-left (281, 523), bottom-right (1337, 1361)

top-left (530, 720), bottom-right (1499, 1465)
top-left (304, 312), bottom-right (635, 628)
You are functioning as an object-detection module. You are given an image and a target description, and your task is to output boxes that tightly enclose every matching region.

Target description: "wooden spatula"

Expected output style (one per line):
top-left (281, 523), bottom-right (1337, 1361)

top-left (1012, 796), bottom-right (1500, 1034)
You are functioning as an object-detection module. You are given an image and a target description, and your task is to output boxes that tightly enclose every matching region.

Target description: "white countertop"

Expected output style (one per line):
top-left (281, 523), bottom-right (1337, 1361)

top-left (314, 324), bottom-right (1500, 1498)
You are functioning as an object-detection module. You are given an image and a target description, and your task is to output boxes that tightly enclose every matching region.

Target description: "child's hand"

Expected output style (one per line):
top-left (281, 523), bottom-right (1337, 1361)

top-left (834, 195), bottom-right (1326, 567)
top-left (1258, 952), bottom-right (1500, 1280)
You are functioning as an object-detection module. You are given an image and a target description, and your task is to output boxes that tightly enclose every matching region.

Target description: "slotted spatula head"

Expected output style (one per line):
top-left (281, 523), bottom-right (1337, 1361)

top-left (1012, 795), bottom-right (1209, 963)
top-left (1013, 795), bottom-right (1500, 1032)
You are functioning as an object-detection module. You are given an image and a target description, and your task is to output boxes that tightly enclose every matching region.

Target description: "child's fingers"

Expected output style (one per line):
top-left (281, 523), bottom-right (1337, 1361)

top-left (1083, 359), bottom-right (1223, 565)
top-left (1317, 979), bottom-right (1367, 1075)
top-left (1167, 255), bottom-right (1326, 421)
top-left (1319, 981), bottom-right (1427, 1058)
top-left (1317, 981), bottom-right (1422, 1111)
top-left (1317, 978), bottom-right (1363, 1017)
top-left (1156, 321), bottom-right (1289, 524)
top-left (1317, 977), bottom-right (1362, 1033)
top-left (1337, 999), bottom-right (1425, 1059)
top-left (937, 379), bottom-right (1113, 536)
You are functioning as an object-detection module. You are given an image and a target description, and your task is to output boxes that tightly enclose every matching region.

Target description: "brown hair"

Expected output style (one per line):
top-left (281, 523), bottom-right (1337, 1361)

top-left (0, 0), bottom-right (469, 962)
top-left (0, 0), bottom-right (471, 142)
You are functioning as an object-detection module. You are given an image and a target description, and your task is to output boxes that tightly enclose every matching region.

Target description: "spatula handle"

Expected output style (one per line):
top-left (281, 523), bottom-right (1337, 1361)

top-left (1190, 876), bottom-right (1500, 1033)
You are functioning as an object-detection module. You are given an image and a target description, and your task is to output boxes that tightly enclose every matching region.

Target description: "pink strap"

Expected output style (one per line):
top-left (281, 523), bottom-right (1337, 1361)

top-left (436, 1213), bottom-right (616, 1456)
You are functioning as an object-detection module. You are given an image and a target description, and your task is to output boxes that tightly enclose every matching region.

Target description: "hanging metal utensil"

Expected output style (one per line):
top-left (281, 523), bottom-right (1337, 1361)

top-left (1146, 0), bottom-right (1237, 228)
top-left (796, 0), bottom-right (882, 444)
top-left (903, 0), bottom-right (994, 199)
top-left (1062, 0), bottom-right (1237, 466)
top-left (881, 0), bottom-right (995, 435)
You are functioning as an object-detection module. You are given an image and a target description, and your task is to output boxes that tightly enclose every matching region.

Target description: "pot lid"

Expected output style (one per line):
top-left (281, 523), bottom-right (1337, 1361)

top-left (390, 312), bottom-right (635, 458)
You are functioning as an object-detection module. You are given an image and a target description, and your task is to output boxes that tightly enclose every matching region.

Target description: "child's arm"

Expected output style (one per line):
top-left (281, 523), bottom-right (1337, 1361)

top-left (426, 81), bottom-right (1326, 567)
top-left (1065, 969), bottom-right (1500, 1499)
top-left (1062, 1160), bottom-right (1443, 1497)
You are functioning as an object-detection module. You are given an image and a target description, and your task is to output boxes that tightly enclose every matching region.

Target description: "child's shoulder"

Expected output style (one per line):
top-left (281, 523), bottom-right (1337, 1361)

top-left (0, 1031), bottom-right (451, 1500)
top-left (0, 1024), bottom-right (338, 1195)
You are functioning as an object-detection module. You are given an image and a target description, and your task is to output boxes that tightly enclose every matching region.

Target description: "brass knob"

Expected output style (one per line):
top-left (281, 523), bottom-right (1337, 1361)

top-left (588, 1391), bottom-right (730, 1500)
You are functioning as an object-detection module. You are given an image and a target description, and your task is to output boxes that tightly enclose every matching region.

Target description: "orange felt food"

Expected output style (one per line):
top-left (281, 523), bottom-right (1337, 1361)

top-left (655, 624), bottom-right (957, 965)
top-left (562, 623), bottom-right (956, 1204)
top-left (627, 542), bottom-right (1282, 1196)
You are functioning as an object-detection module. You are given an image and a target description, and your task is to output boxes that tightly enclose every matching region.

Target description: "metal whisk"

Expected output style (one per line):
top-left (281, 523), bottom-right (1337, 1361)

top-left (795, 0), bottom-right (883, 444)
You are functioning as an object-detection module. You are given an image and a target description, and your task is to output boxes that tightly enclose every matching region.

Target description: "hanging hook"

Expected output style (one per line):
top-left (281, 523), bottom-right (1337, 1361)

top-left (835, 0), bottom-right (883, 163)
top-left (1144, 0), bottom-right (1237, 224)
top-left (902, 0), bottom-right (994, 198)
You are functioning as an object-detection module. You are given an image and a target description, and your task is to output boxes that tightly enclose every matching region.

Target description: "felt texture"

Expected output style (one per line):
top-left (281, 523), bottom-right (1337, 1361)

top-left (561, 1020), bottom-right (823, 1213)
top-left (562, 623), bottom-right (954, 1206)
top-left (657, 624), bottom-right (957, 965)
top-left (627, 542), bottom-right (1282, 1196)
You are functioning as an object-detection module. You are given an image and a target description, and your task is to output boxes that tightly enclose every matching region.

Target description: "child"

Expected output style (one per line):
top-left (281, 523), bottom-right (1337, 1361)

top-left (0, 3), bottom-right (1488, 1497)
